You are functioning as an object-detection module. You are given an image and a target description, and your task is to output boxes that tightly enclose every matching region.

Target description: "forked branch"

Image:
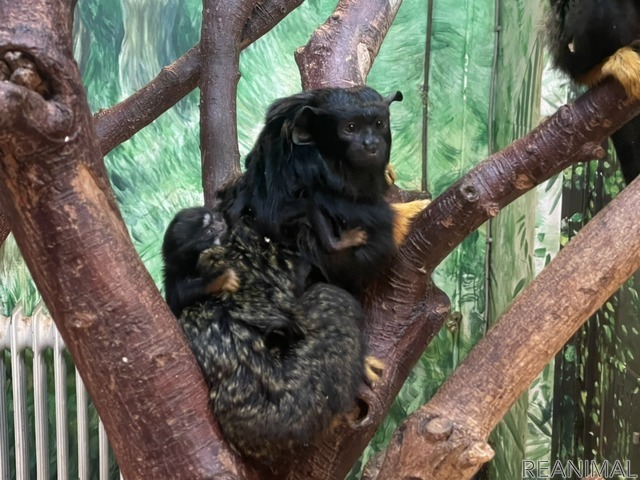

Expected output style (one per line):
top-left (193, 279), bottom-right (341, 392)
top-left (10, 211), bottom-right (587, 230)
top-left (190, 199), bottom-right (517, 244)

top-left (295, 0), bottom-right (404, 89)
top-left (375, 159), bottom-right (640, 480)
top-left (93, 0), bottom-right (303, 157)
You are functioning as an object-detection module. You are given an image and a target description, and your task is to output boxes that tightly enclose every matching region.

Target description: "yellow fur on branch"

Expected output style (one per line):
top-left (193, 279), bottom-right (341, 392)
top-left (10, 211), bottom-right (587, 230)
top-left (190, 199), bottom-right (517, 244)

top-left (391, 199), bottom-right (431, 247)
top-left (580, 44), bottom-right (640, 100)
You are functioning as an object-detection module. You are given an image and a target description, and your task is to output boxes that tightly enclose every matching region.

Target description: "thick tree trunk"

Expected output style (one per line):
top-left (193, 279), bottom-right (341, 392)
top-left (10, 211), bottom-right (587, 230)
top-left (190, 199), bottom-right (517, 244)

top-left (0, 1), bottom-right (256, 478)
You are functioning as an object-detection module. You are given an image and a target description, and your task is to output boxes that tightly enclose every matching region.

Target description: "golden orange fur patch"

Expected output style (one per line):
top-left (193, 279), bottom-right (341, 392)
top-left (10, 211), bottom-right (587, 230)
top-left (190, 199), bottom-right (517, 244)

top-left (390, 199), bottom-right (431, 247)
top-left (580, 46), bottom-right (640, 100)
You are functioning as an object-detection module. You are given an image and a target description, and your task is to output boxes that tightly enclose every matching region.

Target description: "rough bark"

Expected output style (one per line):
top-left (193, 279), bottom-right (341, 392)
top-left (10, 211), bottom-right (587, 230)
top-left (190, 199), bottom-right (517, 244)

top-left (0, 1), bottom-right (256, 478)
top-left (200, 0), bottom-right (261, 206)
top-left (374, 166), bottom-right (640, 480)
top-left (281, 79), bottom-right (640, 479)
top-left (0, 212), bottom-right (9, 245)
top-left (93, 0), bottom-right (303, 157)
top-left (0, 0), bottom-right (304, 248)
top-left (295, 0), bottom-right (403, 89)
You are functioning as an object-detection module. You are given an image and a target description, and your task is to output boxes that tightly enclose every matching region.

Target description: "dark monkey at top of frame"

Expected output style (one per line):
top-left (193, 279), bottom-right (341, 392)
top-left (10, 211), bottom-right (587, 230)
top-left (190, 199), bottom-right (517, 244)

top-left (546, 0), bottom-right (640, 184)
top-left (218, 86), bottom-right (428, 295)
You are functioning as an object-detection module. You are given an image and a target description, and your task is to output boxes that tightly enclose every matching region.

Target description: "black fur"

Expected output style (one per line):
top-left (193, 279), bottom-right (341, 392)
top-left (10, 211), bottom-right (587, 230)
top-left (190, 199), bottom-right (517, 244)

top-left (161, 206), bottom-right (229, 317)
top-left (179, 218), bottom-right (367, 462)
top-left (546, 0), bottom-right (640, 184)
top-left (218, 86), bottom-right (403, 293)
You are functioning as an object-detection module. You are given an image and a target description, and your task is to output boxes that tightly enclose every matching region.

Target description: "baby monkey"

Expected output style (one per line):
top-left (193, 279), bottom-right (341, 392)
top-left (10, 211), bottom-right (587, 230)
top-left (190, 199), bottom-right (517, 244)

top-left (162, 208), bottom-right (383, 463)
top-left (162, 206), bottom-right (239, 317)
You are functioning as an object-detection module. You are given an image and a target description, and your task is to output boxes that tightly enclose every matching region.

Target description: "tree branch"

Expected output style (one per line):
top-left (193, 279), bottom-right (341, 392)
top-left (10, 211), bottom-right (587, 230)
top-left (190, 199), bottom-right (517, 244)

top-left (1, 0), bottom-right (303, 248)
top-left (0, 1), bottom-right (257, 477)
top-left (375, 161), bottom-right (640, 480)
top-left (200, 0), bottom-right (261, 206)
top-left (285, 79), bottom-right (640, 479)
top-left (93, 0), bottom-right (303, 157)
top-left (295, 0), bottom-right (403, 89)
top-left (0, 212), bottom-right (9, 245)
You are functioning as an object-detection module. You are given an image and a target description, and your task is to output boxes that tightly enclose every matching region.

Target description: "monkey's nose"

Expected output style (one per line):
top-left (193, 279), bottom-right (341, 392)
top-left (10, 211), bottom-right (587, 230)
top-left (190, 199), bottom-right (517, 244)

top-left (363, 138), bottom-right (379, 154)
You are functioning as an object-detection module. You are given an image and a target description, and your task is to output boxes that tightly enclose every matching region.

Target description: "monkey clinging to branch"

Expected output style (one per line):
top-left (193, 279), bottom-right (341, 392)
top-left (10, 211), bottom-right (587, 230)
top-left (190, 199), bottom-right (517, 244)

top-left (546, 0), bottom-right (640, 184)
top-left (177, 216), bottom-right (378, 463)
top-left (218, 86), bottom-right (429, 295)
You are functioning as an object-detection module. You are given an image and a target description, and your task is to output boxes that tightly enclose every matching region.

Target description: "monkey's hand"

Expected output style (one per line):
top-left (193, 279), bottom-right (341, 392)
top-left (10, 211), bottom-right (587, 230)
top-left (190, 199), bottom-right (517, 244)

top-left (197, 245), bottom-right (225, 272)
top-left (339, 353), bottom-right (383, 426)
top-left (312, 208), bottom-right (368, 253)
top-left (390, 199), bottom-right (431, 247)
top-left (581, 41), bottom-right (640, 100)
top-left (384, 164), bottom-right (397, 187)
top-left (364, 355), bottom-right (385, 385)
top-left (205, 268), bottom-right (240, 295)
top-left (334, 228), bottom-right (368, 251)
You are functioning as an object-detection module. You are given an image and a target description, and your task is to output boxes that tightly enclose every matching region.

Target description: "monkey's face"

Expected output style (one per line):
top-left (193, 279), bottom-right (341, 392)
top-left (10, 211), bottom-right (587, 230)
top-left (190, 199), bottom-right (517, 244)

top-left (199, 210), bottom-right (228, 248)
top-left (292, 105), bottom-right (392, 171)
top-left (163, 207), bottom-right (228, 261)
top-left (334, 111), bottom-right (392, 170)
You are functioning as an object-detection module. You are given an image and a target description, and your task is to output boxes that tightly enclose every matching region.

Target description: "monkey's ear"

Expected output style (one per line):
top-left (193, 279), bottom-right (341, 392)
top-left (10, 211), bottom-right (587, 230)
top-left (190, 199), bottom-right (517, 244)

top-left (292, 106), bottom-right (322, 145)
top-left (384, 91), bottom-right (403, 105)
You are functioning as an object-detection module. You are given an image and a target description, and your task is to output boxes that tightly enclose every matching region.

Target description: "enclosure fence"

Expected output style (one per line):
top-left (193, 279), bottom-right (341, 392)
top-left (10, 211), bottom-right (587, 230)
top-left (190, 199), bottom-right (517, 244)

top-left (0, 304), bottom-right (121, 480)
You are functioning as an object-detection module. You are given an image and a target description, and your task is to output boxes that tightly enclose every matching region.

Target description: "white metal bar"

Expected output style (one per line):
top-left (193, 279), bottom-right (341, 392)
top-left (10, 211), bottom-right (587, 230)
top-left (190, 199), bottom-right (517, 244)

top-left (53, 329), bottom-right (68, 479)
top-left (0, 355), bottom-right (9, 480)
top-left (4, 306), bottom-right (121, 479)
top-left (76, 370), bottom-right (89, 480)
top-left (32, 306), bottom-right (50, 480)
top-left (10, 306), bottom-right (29, 480)
top-left (0, 312), bottom-right (9, 480)
top-left (99, 419), bottom-right (109, 480)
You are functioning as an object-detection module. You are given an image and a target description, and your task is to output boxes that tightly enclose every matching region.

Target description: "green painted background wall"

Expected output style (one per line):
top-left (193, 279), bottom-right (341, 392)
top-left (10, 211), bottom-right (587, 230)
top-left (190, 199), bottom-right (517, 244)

top-left (3, 0), bottom-right (633, 478)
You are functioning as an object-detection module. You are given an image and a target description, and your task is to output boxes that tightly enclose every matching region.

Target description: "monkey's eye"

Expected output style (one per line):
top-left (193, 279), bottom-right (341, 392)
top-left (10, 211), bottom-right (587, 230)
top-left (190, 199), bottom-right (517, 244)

top-left (344, 122), bottom-right (357, 134)
top-left (375, 119), bottom-right (386, 129)
top-left (205, 227), bottom-right (216, 237)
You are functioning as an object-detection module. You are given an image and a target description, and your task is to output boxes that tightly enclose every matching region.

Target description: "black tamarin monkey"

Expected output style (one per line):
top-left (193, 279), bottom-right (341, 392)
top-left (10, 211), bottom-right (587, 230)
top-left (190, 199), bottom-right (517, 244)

top-left (546, 0), bottom-right (640, 183)
top-left (178, 217), bottom-right (380, 463)
top-left (217, 86), bottom-right (428, 294)
top-left (162, 207), bottom-right (239, 317)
